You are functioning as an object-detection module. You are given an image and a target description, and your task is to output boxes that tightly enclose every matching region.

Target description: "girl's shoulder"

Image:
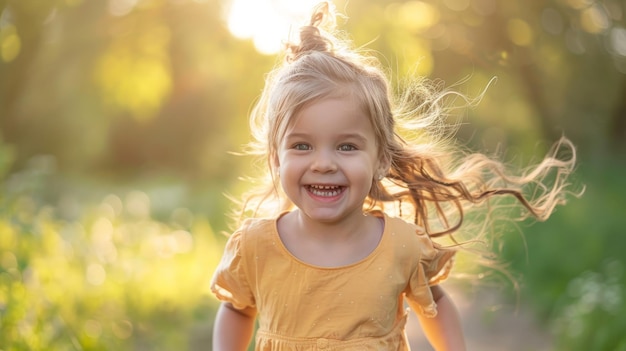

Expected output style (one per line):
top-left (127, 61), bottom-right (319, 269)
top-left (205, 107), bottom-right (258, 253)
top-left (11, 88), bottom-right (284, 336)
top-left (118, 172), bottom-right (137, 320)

top-left (233, 216), bottom-right (278, 238)
top-left (228, 214), bottom-right (284, 250)
top-left (375, 211), bottom-right (426, 237)
top-left (378, 211), bottom-right (453, 257)
top-left (238, 216), bottom-right (275, 231)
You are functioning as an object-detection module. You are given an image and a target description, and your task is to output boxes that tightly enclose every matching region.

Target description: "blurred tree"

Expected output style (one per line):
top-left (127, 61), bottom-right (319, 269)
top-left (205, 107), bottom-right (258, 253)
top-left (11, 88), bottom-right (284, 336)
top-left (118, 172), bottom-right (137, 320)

top-left (339, 0), bottom-right (625, 156)
top-left (0, 0), bottom-right (59, 145)
top-left (1, 0), bottom-right (624, 181)
top-left (0, 0), bottom-right (275, 182)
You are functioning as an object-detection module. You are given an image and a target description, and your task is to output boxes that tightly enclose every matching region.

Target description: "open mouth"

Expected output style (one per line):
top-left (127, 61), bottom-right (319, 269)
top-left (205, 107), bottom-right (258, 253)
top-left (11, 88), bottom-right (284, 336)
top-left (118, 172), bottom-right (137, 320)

top-left (306, 185), bottom-right (345, 197)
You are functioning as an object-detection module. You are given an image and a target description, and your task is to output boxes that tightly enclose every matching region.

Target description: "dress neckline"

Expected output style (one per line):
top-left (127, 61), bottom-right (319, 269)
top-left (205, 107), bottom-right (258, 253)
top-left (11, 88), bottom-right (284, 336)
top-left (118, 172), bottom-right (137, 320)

top-left (270, 210), bottom-right (389, 270)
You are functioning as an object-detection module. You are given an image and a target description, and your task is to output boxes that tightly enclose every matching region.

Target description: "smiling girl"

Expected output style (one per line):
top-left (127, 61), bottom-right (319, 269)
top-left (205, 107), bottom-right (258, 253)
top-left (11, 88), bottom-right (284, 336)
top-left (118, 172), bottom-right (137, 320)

top-left (210, 2), bottom-right (578, 350)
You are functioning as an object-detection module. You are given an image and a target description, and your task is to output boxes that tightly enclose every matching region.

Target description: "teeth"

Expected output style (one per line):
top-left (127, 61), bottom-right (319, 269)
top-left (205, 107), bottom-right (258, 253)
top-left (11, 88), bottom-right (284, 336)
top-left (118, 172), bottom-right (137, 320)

top-left (308, 185), bottom-right (342, 197)
top-left (310, 185), bottom-right (339, 190)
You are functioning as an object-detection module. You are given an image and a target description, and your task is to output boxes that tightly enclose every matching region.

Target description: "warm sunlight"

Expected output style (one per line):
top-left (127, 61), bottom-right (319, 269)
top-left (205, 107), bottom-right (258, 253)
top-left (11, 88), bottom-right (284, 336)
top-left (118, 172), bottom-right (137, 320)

top-left (226, 0), bottom-right (321, 55)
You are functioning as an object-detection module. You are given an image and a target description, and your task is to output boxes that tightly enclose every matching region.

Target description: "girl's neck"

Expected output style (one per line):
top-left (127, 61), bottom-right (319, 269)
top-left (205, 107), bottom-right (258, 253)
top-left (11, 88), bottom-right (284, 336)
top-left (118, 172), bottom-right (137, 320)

top-left (277, 209), bottom-right (384, 267)
top-left (292, 209), bottom-right (377, 241)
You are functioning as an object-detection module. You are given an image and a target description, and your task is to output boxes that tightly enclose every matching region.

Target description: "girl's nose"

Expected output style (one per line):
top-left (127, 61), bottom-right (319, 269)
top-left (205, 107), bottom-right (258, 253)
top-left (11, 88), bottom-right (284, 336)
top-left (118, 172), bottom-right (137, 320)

top-left (310, 150), bottom-right (338, 173)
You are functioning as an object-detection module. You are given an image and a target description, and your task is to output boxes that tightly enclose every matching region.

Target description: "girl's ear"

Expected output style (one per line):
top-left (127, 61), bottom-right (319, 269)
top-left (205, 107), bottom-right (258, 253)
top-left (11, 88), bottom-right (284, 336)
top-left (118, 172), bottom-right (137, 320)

top-left (381, 153), bottom-right (391, 173)
top-left (377, 156), bottom-right (391, 180)
top-left (271, 153), bottom-right (280, 169)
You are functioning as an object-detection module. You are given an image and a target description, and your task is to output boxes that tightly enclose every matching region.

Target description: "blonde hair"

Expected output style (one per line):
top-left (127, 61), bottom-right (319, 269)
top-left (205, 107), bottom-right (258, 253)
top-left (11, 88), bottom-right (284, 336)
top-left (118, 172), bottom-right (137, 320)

top-left (236, 2), bottom-right (581, 245)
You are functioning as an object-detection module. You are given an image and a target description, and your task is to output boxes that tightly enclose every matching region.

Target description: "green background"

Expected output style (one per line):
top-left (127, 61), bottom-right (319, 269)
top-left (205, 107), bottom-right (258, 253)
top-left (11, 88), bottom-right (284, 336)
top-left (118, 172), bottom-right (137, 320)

top-left (1, 0), bottom-right (625, 350)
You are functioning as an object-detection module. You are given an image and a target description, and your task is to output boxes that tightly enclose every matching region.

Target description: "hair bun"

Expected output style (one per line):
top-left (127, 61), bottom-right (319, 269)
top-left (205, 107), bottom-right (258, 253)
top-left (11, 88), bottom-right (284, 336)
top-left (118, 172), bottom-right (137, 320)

top-left (285, 2), bottom-right (336, 62)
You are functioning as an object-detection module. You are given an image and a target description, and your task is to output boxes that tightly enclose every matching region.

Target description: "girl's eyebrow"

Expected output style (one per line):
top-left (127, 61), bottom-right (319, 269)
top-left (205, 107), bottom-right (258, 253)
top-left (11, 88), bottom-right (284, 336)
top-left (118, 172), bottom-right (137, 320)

top-left (337, 132), bottom-right (368, 143)
top-left (283, 132), bottom-right (308, 138)
top-left (285, 132), bottom-right (368, 143)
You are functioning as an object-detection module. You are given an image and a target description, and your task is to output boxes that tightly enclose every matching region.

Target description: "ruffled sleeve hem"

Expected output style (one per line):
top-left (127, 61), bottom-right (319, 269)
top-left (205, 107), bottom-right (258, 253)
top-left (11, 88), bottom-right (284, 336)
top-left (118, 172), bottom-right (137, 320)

top-left (425, 247), bottom-right (455, 286)
top-left (405, 228), bottom-right (456, 318)
top-left (210, 283), bottom-right (255, 311)
top-left (413, 301), bottom-right (438, 318)
top-left (210, 226), bottom-right (257, 311)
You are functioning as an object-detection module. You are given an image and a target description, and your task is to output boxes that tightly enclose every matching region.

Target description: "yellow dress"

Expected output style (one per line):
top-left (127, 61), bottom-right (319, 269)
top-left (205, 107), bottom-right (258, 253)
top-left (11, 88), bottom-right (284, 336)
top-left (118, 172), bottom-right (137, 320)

top-left (211, 211), bottom-right (455, 350)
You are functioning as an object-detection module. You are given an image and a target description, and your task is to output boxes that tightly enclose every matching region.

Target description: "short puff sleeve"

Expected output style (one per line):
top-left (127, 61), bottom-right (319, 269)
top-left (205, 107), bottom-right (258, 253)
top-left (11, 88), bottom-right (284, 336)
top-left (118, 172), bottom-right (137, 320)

top-left (210, 229), bottom-right (256, 312)
top-left (404, 231), bottom-right (455, 318)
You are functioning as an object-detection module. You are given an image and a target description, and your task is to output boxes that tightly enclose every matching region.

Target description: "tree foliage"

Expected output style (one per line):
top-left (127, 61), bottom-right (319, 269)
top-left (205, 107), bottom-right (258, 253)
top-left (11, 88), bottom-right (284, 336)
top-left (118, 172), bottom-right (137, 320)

top-left (1, 0), bottom-right (623, 177)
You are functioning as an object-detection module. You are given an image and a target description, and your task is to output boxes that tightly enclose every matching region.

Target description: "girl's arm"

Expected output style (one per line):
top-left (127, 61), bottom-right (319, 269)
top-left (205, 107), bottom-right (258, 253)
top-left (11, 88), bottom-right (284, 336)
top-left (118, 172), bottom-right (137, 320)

top-left (412, 285), bottom-right (466, 351)
top-left (213, 302), bottom-right (256, 351)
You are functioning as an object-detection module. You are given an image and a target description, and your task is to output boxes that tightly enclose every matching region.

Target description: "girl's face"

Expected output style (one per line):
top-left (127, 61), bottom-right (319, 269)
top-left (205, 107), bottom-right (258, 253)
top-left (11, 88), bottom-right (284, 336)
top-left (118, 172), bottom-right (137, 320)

top-left (275, 96), bottom-right (385, 224)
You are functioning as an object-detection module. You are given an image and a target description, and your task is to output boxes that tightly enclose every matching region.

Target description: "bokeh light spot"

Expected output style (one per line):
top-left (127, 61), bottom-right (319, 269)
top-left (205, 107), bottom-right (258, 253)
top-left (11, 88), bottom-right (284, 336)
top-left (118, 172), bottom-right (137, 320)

top-left (86, 263), bottom-right (106, 285)
top-left (396, 2), bottom-right (439, 33)
top-left (108, 0), bottom-right (139, 17)
top-left (610, 27), bottom-right (626, 56)
top-left (125, 191), bottom-right (151, 219)
top-left (92, 217), bottom-right (113, 243)
top-left (84, 319), bottom-right (102, 338)
top-left (103, 194), bottom-right (124, 217)
top-left (580, 4), bottom-right (609, 34)
top-left (172, 230), bottom-right (193, 253)
top-left (1, 251), bottom-right (17, 270)
top-left (564, 0), bottom-right (593, 10)
top-left (507, 18), bottom-right (533, 46)
top-left (94, 25), bottom-right (172, 121)
top-left (112, 320), bottom-right (134, 339)
top-left (0, 25), bottom-right (21, 62)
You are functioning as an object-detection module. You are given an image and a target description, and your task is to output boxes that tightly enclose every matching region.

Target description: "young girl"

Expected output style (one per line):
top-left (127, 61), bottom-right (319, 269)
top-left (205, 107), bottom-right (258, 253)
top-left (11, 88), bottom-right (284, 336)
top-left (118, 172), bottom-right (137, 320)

top-left (211, 2), bottom-right (578, 350)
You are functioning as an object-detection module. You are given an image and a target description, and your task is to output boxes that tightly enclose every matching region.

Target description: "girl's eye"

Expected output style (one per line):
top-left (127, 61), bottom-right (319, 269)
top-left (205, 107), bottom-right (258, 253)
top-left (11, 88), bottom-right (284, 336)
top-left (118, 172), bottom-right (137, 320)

top-left (338, 144), bottom-right (357, 151)
top-left (293, 143), bottom-right (311, 151)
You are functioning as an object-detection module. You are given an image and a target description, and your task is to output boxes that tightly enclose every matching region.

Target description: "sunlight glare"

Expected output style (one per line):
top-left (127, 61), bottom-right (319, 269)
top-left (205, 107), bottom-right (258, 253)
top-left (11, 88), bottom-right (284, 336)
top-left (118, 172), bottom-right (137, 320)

top-left (226, 0), bottom-right (321, 55)
top-left (610, 27), bottom-right (626, 56)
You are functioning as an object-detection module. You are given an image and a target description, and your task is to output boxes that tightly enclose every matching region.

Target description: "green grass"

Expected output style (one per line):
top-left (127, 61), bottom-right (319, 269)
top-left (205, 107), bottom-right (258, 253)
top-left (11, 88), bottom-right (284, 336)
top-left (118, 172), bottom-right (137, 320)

top-left (0, 163), bottom-right (225, 350)
top-left (500, 157), bottom-right (626, 351)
